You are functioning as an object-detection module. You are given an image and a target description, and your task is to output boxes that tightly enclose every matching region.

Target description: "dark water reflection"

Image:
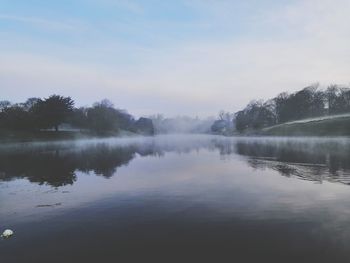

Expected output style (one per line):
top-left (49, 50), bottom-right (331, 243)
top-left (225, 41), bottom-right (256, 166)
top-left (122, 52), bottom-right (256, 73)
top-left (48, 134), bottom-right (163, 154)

top-left (0, 144), bottom-right (150, 186)
top-left (2, 136), bottom-right (350, 187)
top-left (2, 135), bottom-right (350, 262)
top-left (233, 138), bottom-right (350, 185)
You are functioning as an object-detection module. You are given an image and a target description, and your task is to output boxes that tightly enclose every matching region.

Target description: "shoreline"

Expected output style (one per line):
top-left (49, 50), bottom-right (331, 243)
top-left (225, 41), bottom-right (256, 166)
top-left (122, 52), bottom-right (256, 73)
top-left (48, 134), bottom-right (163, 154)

top-left (0, 129), bottom-right (141, 143)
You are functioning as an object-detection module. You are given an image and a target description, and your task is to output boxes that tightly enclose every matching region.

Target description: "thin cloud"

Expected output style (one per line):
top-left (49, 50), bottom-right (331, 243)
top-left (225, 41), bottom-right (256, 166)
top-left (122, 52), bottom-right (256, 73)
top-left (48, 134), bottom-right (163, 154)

top-left (0, 14), bottom-right (82, 31)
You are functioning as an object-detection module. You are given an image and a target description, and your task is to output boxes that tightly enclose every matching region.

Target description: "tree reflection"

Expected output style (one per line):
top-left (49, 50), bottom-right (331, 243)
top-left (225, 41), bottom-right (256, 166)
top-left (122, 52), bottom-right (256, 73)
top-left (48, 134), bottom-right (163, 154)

top-left (0, 143), bottom-right (163, 187)
top-left (0, 151), bottom-right (77, 187)
top-left (2, 137), bottom-right (350, 187)
top-left (234, 139), bottom-right (350, 185)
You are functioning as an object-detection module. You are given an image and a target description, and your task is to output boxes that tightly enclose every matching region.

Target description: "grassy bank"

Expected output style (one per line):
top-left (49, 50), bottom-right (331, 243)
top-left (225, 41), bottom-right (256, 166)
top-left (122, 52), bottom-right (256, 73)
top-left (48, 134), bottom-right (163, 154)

top-left (261, 116), bottom-right (350, 136)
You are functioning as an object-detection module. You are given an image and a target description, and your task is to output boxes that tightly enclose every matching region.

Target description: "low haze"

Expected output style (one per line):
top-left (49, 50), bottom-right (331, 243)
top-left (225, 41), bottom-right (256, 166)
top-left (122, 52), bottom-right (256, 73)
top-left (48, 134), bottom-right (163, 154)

top-left (1, 0), bottom-right (350, 116)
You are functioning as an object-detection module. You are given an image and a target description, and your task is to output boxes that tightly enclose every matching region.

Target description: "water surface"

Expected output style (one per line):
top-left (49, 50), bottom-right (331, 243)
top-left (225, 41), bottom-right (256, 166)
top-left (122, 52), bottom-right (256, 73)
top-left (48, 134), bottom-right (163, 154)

top-left (2, 135), bottom-right (350, 262)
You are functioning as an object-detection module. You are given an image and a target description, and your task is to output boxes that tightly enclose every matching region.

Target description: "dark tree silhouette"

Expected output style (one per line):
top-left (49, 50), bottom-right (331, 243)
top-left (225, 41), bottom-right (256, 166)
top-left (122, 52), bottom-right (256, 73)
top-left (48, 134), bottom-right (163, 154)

top-left (234, 100), bottom-right (276, 132)
top-left (0, 95), bottom-right (155, 135)
top-left (0, 105), bottom-right (33, 130)
top-left (34, 95), bottom-right (74, 131)
top-left (85, 99), bottom-right (137, 134)
top-left (87, 100), bottom-right (120, 133)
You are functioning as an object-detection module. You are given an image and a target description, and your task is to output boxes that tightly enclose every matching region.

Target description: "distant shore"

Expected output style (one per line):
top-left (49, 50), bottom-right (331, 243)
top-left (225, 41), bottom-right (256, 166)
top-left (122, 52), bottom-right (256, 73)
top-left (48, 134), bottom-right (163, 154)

top-left (0, 129), bottom-right (140, 143)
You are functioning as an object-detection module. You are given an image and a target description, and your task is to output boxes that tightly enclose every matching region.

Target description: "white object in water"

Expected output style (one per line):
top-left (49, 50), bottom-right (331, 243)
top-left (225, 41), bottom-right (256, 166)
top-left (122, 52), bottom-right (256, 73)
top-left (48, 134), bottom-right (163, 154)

top-left (1, 229), bottom-right (14, 238)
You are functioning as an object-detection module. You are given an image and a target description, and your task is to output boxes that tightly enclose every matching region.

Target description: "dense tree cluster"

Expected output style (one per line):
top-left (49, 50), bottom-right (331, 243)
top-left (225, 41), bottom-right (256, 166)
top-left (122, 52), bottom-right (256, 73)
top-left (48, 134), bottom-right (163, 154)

top-left (0, 95), bottom-right (74, 131)
top-left (234, 84), bottom-right (350, 132)
top-left (0, 95), bottom-right (154, 135)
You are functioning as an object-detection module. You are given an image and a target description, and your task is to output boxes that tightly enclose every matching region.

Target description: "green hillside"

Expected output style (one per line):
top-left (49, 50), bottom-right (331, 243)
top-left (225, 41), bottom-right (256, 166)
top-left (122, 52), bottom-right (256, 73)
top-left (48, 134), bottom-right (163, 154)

top-left (262, 115), bottom-right (350, 136)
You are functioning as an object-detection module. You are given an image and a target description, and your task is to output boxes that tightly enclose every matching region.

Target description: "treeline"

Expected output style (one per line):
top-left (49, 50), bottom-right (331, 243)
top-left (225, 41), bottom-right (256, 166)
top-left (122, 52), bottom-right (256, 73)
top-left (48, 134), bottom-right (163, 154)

top-left (235, 84), bottom-right (350, 132)
top-left (0, 95), bottom-right (154, 135)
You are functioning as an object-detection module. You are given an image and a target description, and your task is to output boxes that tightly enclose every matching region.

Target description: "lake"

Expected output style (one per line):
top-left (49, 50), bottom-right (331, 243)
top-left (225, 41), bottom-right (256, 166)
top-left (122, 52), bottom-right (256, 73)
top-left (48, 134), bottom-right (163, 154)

top-left (2, 134), bottom-right (350, 262)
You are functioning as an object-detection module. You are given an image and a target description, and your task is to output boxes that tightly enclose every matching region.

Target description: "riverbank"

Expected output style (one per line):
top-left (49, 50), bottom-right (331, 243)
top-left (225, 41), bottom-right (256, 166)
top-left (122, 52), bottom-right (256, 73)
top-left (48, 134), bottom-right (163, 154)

top-left (0, 129), bottom-right (139, 143)
top-left (261, 115), bottom-right (350, 136)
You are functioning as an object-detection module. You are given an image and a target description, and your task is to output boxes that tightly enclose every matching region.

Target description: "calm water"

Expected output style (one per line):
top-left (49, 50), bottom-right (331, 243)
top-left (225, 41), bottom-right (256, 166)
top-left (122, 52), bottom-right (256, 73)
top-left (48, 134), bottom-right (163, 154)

top-left (2, 135), bottom-right (350, 262)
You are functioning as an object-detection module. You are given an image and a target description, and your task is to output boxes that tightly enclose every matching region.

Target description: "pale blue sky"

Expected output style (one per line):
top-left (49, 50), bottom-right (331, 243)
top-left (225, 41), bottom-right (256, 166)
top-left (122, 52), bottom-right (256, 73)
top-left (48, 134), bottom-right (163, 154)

top-left (1, 0), bottom-right (349, 117)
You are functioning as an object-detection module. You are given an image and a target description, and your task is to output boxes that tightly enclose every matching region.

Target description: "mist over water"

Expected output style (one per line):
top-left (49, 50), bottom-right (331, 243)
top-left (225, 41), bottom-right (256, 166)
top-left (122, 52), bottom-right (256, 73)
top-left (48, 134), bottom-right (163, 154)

top-left (2, 135), bottom-right (350, 262)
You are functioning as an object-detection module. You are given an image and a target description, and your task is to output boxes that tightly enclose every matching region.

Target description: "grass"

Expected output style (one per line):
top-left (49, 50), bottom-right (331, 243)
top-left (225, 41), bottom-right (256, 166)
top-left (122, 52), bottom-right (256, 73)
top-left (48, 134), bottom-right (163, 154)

top-left (261, 116), bottom-right (350, 136)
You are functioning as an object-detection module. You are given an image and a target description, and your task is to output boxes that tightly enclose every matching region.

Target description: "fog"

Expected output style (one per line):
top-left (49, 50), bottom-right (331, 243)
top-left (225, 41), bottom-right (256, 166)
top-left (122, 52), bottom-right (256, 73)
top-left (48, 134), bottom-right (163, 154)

top-left (150, 115), bottom-right (215, 134)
